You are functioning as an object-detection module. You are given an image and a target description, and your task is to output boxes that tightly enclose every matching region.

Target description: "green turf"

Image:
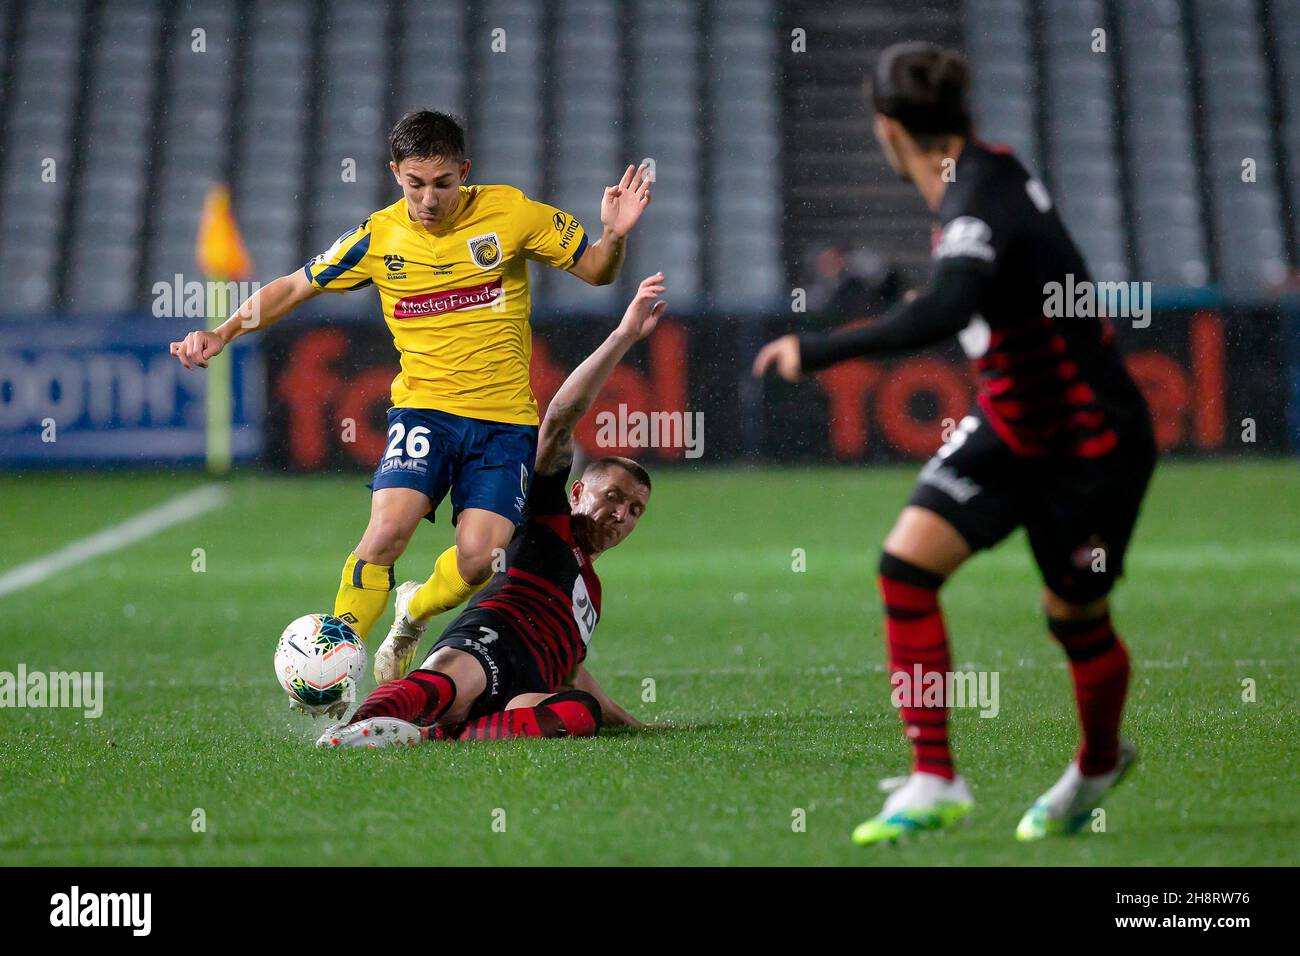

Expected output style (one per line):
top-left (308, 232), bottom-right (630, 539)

top-left (0, 462), bottom-right (1296, 865)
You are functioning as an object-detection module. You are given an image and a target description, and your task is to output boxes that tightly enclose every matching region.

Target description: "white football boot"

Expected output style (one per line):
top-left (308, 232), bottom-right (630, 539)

top-left (1016, 739), bottom-right (1138, 841)
top-left (315, 717), bottom-right (425, 749)
top-left (373, 581), bottom-right (428, 684)
top-left (852, 772), bottom-right (975, 845)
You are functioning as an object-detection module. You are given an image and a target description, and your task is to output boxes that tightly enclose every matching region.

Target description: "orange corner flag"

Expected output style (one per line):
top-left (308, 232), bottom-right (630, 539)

top-left (196, 183), bottom-right (253, 281)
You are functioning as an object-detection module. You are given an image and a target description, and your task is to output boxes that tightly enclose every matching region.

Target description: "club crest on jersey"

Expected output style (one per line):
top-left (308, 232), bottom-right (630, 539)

top-left (383, 254), bottom-right (407, 279)
top-left (467, 232), bottom-right (502, 270)
top-left (935, 216), bottom-right (995, 262)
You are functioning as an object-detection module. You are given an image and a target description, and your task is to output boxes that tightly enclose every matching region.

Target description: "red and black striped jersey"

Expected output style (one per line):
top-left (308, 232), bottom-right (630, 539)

top-left (796, 141), bottom-right (1150, 460)
top-left (466, 468), bottom-right (601, 687)
top-left (935, 141), bottom-right (1149, 458)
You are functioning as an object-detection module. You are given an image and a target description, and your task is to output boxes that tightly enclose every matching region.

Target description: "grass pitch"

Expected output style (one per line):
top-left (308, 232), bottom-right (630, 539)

top-left (0, 463), bottom-right (1295, 865)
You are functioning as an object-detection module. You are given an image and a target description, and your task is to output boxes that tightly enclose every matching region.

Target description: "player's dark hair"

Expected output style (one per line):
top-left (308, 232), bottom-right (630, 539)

top-left (868, 42), bottom-right (972, 148)
top-left (389, 110), bottom-right (467, 165)
top-left (583, 456), bottom-right (652, 493)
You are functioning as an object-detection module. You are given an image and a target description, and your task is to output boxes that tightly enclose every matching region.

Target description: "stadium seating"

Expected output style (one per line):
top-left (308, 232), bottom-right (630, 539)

top-left (143, 0), bottom-right (239, 303)
top-left (963, 0), bottom-right (1040, 170)
top-left (1114, 0), bottom-right (1210, 287)
top-left (625, 0), bottom-right (705, 307)
top-left (1037, 0), bottom-right (1129, 283)
top-left (781, 0), bottom-right (965, 282)
top-left (66, 0), bottom-right (163, 313)
top-left (1188, 0), bottom-right (1287, 294)
top-left (541, 0), bottom-right (622, 313)
top-left (707, 0), bottom-right (783, 310)
top-left (302, 0), bottom-right (390, 318)
top-left (0, 0), bottom-right (1298, 316)
top-left (962, 0), bottom-right (1293, 294)
top-left (1271, 0), bottom-right (1300, 263)
top-left (233, 0), bottom-right (314, 283)
top-left (0, 0), bottom-right (88, 313)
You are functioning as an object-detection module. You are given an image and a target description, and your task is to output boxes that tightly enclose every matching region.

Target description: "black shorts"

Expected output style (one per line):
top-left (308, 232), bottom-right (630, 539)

top-left (419, 608), bottom-right (550, 719)
top-left (907, 411), bottom-right (1156, 603)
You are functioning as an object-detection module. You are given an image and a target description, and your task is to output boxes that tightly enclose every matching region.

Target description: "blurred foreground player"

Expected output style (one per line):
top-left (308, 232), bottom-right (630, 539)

top-left (754, 43), bottom-right (1155, 844)
top-left (319, 274), bottom-right (666, 747)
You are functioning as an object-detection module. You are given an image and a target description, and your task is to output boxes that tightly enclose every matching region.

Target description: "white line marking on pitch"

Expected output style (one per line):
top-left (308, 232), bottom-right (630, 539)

top-left (0, 484), bottom-right (230, 599)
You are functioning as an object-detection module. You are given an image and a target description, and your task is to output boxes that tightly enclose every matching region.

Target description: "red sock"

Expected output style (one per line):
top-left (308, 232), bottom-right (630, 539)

top-left (1047, 615), bottom-right (1131, 775)
top-left (438, 690), bottom-right (601, 741)
top-left (879, 553), bottom-right (954, 780)
top-left (348, 670), bottom-right (455, 726)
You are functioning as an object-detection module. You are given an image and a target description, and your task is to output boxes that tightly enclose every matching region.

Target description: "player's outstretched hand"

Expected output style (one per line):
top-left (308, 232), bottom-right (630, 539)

top-left (169, 330), bottom-right (225, 369)
top-left (752, 334), bottom-right (803, 382)
top-left (618, 272), bottom-right (667, 342)
top-left (600, 163), bottom-right (653, 238)
top-left (604, 709), bottom-right (647, 729)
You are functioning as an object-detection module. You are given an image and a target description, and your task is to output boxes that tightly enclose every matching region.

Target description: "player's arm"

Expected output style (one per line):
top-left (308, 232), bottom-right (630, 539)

top-left (565, 664), bottom-right (644, 728)
top-left (752, 262), bottom-right (983, 381)
top-left (169, 269), bottom-right (321, 369)
top-left (535, 272), bottom-right (667, 474)
top-left (566, 164), bottom-right (652, 286)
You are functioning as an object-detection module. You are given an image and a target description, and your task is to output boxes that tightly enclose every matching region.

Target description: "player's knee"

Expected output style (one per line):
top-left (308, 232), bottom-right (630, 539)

top-left (543, 689), bottom-right (602, 737)
top-left (881, 507), bottom-right (971, 578)
top-left (359, 515), bottom-right (418, 564)
top-left (455, 547), bottom-right (496, 585)
top-left (454, 531), bottom-right (507, 583)
top-left (1042, 587), bottom-right (1108, 622)
top-left (878, 550), bottom-right (948, 591)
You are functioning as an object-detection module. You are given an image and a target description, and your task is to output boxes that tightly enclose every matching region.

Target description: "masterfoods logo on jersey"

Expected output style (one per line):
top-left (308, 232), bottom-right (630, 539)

top-left (393, 278), bottom-right (504, 319)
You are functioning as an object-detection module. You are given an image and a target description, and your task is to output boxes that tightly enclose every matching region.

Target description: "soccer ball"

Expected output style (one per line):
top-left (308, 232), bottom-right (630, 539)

top-left (274, 614), bottom-right (366, 714)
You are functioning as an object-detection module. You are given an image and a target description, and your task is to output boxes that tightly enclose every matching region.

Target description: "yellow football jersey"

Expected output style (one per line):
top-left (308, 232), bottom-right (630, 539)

top-left (303, 185), bottom-right (589, 425)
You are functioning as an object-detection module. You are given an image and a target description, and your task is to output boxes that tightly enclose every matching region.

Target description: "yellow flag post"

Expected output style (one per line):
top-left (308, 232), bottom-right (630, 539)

top-left (196, 184), bottom-right (253, 475)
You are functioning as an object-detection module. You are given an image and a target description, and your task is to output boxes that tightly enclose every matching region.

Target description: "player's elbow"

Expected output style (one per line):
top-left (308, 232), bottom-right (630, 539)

top-left (284, 269), bottom-right (323, 303)
top-left (542, 403), bottom-right (579, 434)
top-left (568, 256), bottom-right (613, 286)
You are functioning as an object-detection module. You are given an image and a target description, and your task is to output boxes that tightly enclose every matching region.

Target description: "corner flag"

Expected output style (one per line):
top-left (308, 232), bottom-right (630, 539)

top-left (196, 184), bottom-right (253, 475)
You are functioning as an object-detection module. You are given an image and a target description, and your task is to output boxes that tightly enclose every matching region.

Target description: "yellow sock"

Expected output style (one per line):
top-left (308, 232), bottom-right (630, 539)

top-left (409, 546), bottom-right (488, 622)
top-left (333, 552), bottom-right (394, 641)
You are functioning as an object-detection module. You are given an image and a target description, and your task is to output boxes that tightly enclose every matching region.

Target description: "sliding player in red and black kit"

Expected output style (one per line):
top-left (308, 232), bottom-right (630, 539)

top-left (318, 274), bottom-right (665, 748)
top-left (754, 43), bottom-right (1156, 844)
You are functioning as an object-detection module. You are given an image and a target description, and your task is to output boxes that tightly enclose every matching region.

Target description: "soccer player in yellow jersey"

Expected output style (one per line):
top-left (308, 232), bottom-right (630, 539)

top-left (170, 111), bottom-right (651, 689)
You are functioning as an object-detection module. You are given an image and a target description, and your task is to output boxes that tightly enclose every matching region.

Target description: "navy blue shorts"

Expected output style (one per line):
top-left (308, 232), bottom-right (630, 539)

top-left (370, 407), bottom-right (538, 526)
